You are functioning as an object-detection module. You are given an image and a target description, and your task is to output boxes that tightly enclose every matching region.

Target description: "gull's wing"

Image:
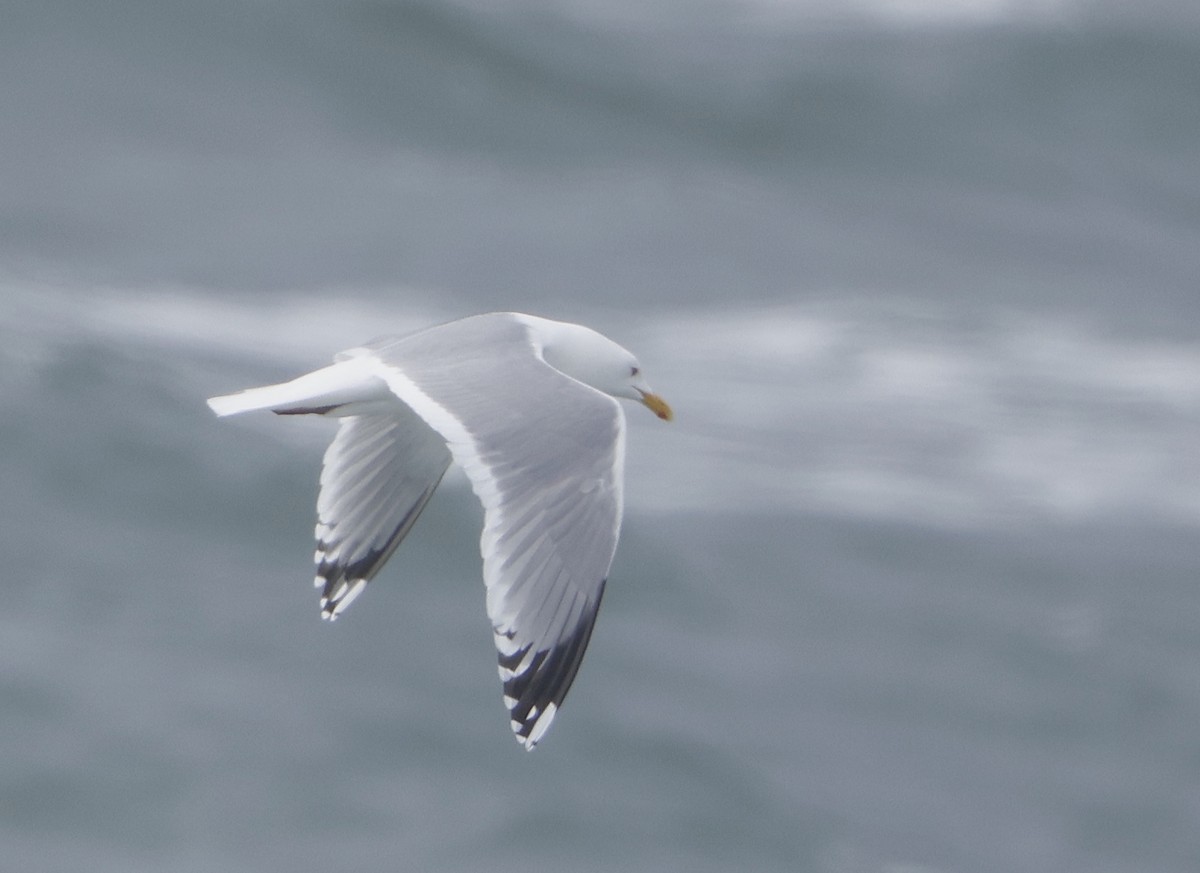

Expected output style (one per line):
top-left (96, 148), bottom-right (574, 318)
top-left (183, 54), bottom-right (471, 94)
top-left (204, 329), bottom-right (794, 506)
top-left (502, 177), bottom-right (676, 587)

top-left (361, 315), bottom-right (624, 749)
top-left (315, 406), bottom-right (451, 618)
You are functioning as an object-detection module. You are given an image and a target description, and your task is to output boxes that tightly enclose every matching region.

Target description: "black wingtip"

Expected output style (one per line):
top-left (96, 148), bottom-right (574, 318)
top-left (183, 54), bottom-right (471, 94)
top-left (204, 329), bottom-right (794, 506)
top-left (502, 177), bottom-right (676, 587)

top-left (502, 580), bottom-right (607, 747)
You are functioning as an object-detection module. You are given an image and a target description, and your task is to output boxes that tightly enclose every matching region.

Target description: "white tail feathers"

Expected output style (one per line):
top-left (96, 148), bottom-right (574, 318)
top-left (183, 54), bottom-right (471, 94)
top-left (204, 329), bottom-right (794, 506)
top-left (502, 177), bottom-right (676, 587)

top-left (206, 384), bottom-right (297, 417)
top-left (206, 359), bottom-right (391, 417)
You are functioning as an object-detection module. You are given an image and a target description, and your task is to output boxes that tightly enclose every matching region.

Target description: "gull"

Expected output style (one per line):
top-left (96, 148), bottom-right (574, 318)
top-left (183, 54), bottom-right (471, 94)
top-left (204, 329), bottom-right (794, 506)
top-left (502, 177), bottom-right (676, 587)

top-left (207, 312), bottom-right (672, 749)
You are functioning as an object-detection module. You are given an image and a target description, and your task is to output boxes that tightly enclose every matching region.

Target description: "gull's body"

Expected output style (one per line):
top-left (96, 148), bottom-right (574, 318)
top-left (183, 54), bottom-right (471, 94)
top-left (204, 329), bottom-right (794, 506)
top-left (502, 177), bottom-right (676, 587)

top-left (207, 312), bottom-right (671, 749)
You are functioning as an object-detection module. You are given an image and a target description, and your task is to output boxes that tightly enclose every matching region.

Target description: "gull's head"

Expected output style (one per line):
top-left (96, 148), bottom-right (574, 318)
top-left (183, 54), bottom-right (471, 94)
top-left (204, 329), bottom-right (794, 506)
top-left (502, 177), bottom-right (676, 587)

top-left (611, 357), bottom-right (674, 421)
top-left (520, 315), bottom-right (673, 421)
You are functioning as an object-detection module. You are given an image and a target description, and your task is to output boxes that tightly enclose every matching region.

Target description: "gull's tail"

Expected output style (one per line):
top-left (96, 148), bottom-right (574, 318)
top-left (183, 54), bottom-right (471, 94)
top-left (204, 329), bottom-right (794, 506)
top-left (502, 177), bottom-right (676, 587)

top-left (207, 357), bottom-right (389, 417)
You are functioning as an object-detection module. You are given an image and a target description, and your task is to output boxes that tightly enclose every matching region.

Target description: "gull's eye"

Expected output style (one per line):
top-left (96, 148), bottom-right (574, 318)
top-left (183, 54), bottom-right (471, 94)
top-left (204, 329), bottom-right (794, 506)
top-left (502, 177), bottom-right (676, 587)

top-left (630, 365), bottom-right (640, 377)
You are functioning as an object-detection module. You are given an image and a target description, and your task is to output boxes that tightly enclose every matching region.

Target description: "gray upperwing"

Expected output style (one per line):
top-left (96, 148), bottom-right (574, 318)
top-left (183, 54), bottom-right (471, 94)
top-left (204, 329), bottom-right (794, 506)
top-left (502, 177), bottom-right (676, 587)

top-left (481, 409), bottom-right (622, 748)
top-left (364, 313), bottom-right (624, 747)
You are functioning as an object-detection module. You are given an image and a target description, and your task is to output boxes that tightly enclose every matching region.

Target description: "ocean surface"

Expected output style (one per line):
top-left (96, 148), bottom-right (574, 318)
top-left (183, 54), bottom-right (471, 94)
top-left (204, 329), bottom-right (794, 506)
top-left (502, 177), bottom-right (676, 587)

top-left (3, 1), bottom-right (1200, 871)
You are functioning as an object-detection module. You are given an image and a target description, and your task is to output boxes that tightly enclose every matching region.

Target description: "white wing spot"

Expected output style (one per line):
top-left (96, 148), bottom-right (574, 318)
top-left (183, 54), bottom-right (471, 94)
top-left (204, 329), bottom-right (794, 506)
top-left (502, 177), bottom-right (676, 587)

top-left (526, 703), bottom-right (557, 748)
top-left (322, 578), bottom-right (367, 619)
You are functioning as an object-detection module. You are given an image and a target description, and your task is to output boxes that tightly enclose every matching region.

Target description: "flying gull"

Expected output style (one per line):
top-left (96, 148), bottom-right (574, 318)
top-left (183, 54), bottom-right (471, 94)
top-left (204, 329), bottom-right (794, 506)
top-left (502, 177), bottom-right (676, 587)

top-left (207, 312), bottom-right (673, 749)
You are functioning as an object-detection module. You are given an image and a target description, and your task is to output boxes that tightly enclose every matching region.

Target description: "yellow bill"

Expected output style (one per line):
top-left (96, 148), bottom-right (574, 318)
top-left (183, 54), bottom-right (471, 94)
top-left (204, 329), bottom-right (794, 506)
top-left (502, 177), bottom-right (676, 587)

top-left (638, 391), bottom-right (673, 421)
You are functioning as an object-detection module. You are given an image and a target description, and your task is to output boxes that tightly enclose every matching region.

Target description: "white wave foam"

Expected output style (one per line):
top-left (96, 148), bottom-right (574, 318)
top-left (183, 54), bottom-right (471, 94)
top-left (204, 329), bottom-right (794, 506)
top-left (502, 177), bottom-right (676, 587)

top-left (1, 282), bottom-right (446, 367)
top-left (8, 283), bottom-right (1198, 527)
top-left (499, 0), bottom-right (1198, 31)
top-left (478, 0), bottom-right (1082, 29)
top-left (627, 301), bottom-right (1200, 527)
top-left (737, 0), bottom-right (1076, 26)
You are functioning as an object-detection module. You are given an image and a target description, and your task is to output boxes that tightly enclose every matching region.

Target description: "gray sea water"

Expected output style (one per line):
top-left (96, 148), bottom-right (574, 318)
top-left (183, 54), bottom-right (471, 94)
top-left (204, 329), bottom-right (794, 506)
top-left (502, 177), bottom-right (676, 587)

top-left (4, 1), bottom-right (1200, 871)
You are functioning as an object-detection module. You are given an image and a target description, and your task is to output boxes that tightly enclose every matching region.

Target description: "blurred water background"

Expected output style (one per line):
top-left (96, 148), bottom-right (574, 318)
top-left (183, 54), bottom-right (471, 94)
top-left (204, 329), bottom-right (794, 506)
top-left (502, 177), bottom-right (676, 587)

top-left (4, 1), bottom-right (1200, 871)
